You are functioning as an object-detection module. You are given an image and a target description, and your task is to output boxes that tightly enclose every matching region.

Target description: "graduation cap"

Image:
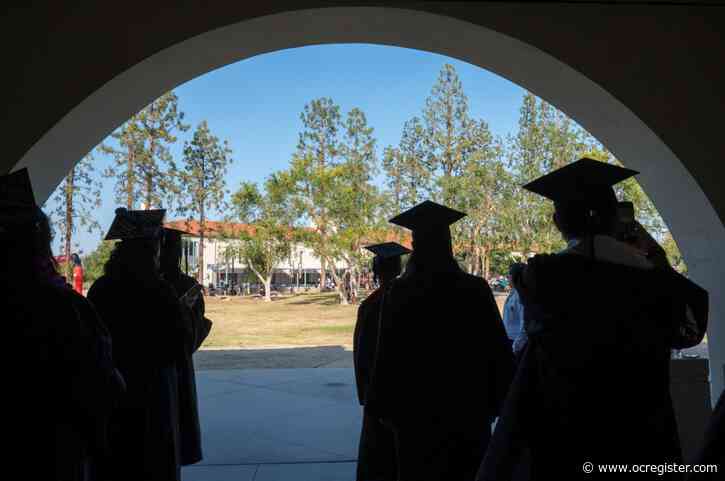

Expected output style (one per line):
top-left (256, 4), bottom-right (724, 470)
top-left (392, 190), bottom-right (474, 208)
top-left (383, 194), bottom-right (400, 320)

top-left (389, 200), bottom-right (466, 232)
top-left (0, 168), bottom-right (41, 232)
top-left (364, 242), bottom-right (412, 259)
top-left (0, 168), bottom-right (36, 208)
top-left (105, 208), bottom-right (166, 240)
top-left (522, 157), bottom-right (638, 207)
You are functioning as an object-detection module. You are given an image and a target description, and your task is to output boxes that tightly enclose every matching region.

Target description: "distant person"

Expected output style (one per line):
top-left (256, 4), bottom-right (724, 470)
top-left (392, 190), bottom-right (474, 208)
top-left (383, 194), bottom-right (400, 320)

top-left (88, 208), bottom-right (192, 481)
top-left (161, 227), bottom-right (213, 466)
top-left (71, 252), bottom-right (84, 294)
top-left (478, 158), bottom-right (708, 480)
top-left (354, 242), bottom-right (411, 481)
top-left (502, 262), bottom-right (527, 355)
top-left (368, 201), bottom-right (515, 481)
top-left (2, 169), bottom-right (120, 481)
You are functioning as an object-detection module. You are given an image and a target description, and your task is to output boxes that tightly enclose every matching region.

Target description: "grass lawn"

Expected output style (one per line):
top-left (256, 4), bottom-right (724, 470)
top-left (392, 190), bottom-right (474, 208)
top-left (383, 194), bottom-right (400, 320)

top-left (201, 290), bottom-right (509, 350)
top-left (202, 292), bottom-right (359, 349)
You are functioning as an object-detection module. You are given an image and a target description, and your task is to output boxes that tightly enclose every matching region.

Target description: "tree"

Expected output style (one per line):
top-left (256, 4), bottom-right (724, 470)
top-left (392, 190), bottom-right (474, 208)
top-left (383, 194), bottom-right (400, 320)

top-left (101, 91), bottom-right (187, 210)
top-left (382, 116), bottom-right (432, 217)
top-left (337, 108), bottom-right (384, 303)
top-left (177, 120), bottom-right (233, 284)
top-left (508, 92), bottom-right (587, 253)
top-left (423, 64), bottom-right (480, 205)
top-left (82, 240), bottom-right (117, 283)
top-left (230, 180), bottom-right (295, 302)
top-left (48, 152), bottom-right (102, 280)
top-left (101, 121), bottom-right (144, 209)
top-left (134, 91), bottom-right (189, 209)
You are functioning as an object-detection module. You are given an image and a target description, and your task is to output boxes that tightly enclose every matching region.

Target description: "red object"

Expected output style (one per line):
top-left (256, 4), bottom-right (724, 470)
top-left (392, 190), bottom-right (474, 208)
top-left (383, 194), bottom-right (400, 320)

top-left (73, 265), bottom-right (84, 295)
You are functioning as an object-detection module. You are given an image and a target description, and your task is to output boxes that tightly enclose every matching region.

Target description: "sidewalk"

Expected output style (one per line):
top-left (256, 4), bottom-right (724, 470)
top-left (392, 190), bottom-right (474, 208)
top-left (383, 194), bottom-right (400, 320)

top-left (183, 368), bottom-right (361, 481)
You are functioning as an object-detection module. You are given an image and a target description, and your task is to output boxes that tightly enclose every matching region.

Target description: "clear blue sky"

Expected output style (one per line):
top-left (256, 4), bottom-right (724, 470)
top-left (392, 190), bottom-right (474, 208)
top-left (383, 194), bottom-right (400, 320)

top-left (48, 44), bottom-right (528, 255)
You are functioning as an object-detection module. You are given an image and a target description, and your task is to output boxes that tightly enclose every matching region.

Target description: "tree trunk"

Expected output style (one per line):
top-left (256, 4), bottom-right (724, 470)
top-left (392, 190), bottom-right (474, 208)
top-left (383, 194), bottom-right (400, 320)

top-left (126, 144), bottom-right (135, 209)
top-left (145, 172), bottom-right (153, 210)
top-left (326, 260), bottom-right (348, 305)
top-left (320, 256), bottom-right (327, 291)
top-left (64, 168), bottom-right (75, 281)
top-left (264, 276), bottom-right (272, 302)
top-left (482, 247), bottom-right (489, 280)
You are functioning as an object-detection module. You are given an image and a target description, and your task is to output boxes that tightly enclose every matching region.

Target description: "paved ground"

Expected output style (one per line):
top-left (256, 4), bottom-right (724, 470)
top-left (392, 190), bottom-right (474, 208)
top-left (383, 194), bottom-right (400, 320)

top-left (183, 368), bottom-right (361, 481)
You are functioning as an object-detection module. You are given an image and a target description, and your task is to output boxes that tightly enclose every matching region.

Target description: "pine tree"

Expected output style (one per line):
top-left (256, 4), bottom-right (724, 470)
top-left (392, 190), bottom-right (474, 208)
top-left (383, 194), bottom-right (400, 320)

top-left (48, 153), bottom-right (102, 280)
top-left (177, 121), bottom-right (233, 284)
top-left (101, 91), bottom-right (187, 210)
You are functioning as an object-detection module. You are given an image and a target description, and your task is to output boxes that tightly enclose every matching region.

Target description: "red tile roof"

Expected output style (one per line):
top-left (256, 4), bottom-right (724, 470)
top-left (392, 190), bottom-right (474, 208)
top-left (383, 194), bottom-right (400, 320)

top-left (164, 220), bottom-right (256, 237)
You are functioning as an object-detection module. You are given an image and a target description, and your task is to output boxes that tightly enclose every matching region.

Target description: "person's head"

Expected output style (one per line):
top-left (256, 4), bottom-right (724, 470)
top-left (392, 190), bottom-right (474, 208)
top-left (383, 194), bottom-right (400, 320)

top-left (552, 196), bottom-right (618, 241)
top-left (389, 201), bottom-right (465, 274)
top-left (71, 253), bottom-right (82, 267)
top-left (373, 255), bottom-right (402, 285)
top-left (409, 226), bottom-right (455, 265)
top-left (522, 158), bottom-right (638, 242)
top-left (104, 238), bottom-right (161, 281)
top-left (508, 262), bottom-right (525, 284)
top-left (160, 229), bottom-right (183, 276)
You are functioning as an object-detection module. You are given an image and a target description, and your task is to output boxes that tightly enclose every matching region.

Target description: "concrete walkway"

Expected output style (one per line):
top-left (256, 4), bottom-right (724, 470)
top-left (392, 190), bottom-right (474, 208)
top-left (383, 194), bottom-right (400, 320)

top-left (183, 368), bottom-right (361, 481)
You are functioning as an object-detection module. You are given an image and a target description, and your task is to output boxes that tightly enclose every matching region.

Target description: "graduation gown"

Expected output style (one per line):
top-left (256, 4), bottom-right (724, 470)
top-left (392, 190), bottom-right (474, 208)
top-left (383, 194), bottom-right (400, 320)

top-left (353, 287), bottom-right (397, 481)
top-left (478, 252), bottom-right (708, 481)
top-left (88, 275), bottom-right (191, 481)
top-left (368, 264), bottom-right (515, 481)
top-left (689, 390), bottom-right (725, 479)
top-left (5, 277), bottom-right (118, 481)
top-left (164, 271), bottom-right (212, 466)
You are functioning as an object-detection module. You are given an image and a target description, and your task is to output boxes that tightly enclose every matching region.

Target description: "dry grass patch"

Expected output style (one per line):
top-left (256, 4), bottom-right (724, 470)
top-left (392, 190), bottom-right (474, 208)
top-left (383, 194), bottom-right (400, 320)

top-left (202, 292), bottom-right (358, 349)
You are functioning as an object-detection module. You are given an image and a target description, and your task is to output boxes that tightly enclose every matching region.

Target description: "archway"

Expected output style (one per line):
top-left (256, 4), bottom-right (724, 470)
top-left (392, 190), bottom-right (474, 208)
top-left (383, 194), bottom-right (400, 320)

top-left (10, 6), bottom-right (725, 400)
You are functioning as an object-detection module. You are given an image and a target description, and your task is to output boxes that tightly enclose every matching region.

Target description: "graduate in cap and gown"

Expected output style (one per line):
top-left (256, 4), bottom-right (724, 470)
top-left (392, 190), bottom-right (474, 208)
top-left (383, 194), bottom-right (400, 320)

top-left (368, 201), bottom-right (515, 481)
top-left (160, 227), bottom-right (212, 466)
top-left (87, 208), bottom-right (192, 481)
top-left (354, 242), bottom-right (411, 481)
top-left (478, 158), bottom-right (709, 481)
top-left (2, 169), bottom-right (121, 480)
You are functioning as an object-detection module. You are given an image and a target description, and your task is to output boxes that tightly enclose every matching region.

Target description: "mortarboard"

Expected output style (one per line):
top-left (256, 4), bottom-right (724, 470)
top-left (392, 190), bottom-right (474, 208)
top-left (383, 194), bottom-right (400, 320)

top-left (389, 200), bottom-right (466, 232)
top-left (364, 242), bottom-right (412, 259)
top-left (105, 208), bottom-right (166, 240)
top-left (0, 168), bottom-right (41, 232)
top-left (0, 168), bottom-right (36, 208)
top-left (522, 157), bottom-right (638, 207)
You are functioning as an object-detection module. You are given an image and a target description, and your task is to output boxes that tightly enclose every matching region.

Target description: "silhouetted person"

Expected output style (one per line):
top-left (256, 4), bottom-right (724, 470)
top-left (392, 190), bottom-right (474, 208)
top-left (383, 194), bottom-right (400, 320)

top-left (502, 262), bottom-right (527, 355)
top-left (478, 158), bottom-right (708, 481)
top-left (2, 169), bottom-right (120, 480)
top-left (88, 208), bottom-right (192, 481)
top-left (368, 201), bottom-right (515, 481)
top-left (354, 242), bottom-right (411, 481)
top-left (161, 227), bottom-right (212, 466)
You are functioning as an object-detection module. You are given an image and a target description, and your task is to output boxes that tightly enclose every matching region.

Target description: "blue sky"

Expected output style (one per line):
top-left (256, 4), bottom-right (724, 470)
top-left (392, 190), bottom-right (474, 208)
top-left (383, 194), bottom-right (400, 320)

top-left (48, 44), bottom-right (527, 255)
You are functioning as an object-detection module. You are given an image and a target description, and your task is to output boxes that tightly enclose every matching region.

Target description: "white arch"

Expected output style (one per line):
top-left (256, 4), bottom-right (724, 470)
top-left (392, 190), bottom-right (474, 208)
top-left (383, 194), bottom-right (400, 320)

top-left (14, 6), bottom-right (725, 397)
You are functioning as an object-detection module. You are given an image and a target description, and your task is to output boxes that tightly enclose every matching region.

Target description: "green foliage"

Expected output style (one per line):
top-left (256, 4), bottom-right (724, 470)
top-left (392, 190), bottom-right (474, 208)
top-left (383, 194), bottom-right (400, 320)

top-left (176, 120), bottom-right (233, 282)
top-left (46, 152), bottom-right (102, 279)
top-left (101, 91), bottom-right (188, 210)
top-left (277, 98), bottom-right (384, 304)
top-left (229, 180), bottom-right (295, 301)
top-left (83, 240), bottom-right (117, 283)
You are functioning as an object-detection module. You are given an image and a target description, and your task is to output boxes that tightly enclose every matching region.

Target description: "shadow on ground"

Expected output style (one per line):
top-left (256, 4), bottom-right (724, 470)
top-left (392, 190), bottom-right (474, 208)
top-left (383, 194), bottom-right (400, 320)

top-left (195, 345), bottom-right (353, 370)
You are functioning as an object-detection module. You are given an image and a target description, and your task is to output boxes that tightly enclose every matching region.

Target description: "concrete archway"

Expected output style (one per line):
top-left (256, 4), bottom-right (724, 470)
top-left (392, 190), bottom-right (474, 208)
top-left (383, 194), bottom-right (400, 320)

top-left (7, 6), bottom-right (725, 399)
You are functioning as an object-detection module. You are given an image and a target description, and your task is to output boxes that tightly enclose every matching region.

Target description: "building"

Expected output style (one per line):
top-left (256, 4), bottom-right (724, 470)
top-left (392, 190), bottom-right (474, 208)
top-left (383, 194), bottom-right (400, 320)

top-left (165, 220), bottom-right (348, 291)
